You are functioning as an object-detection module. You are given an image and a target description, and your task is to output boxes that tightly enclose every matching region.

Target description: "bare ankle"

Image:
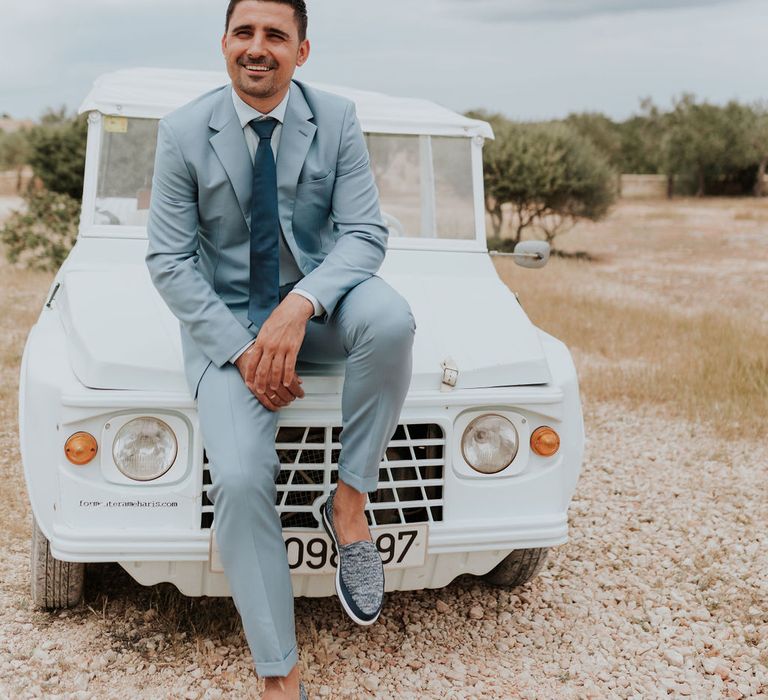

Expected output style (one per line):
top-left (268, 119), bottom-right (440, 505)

top-left (334, 481), bottom-right (367, 513)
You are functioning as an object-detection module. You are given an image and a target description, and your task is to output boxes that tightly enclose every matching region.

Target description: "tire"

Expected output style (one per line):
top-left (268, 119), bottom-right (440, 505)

top-left (30, 516), bottom-right (85, 609)
top-left (480, 547), bottom-right (550, 588)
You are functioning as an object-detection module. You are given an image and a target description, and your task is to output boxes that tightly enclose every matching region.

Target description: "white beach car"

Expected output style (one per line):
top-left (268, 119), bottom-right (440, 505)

top-left (20, 69), bottom-right (585, 609)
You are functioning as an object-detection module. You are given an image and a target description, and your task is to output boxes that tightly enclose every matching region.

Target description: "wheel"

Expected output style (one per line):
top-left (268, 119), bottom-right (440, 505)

top-left (480, 547), bottom-right (550, 588)
top-left (30, 515), bottom-right (85, 609)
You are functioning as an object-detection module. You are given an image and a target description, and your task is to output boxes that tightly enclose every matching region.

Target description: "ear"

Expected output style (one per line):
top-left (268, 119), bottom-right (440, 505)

top-left (221, 32), bottom-right (228, 56)
top-left (296, 39), bottom-right (310, 67)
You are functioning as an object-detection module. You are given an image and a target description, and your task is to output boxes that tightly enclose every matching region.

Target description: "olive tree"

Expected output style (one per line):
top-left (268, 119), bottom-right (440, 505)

top-left (748, 103), bottom-right (768, 197)
top-left (662, 94), bottom-right (754, 196)
top-left (564, 112), bottom-right (623, 171)
top-left (469, 111), bottom-right (617, 247)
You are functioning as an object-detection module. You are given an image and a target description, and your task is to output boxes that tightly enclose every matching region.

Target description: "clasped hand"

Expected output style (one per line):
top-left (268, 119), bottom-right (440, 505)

top-left (234, 294), bottom-right (314, 411)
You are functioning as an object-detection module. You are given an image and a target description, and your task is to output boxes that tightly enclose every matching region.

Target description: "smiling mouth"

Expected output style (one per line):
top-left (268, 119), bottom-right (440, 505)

top-left (241, 63), bottom-right (274, 74)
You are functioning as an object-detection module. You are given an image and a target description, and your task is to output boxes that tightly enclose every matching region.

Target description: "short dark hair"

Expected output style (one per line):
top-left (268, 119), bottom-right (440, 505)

top-left (225, 0), bottom-right (308, 42)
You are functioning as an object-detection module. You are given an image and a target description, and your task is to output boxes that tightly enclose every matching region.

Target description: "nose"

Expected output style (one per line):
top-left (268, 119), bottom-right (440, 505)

top-left (246, 31), bottom-right (269, 59)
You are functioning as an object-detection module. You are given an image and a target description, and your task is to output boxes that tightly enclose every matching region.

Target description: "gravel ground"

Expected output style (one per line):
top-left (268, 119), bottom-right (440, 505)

top-left (1, 399), bottom-right (766, 699)
top-left (1, 196), bottom-right (767, 698)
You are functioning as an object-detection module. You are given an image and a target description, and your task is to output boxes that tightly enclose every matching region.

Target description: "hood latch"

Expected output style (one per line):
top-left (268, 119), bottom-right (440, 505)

top-left (440, 357), bottom-right (458, 392)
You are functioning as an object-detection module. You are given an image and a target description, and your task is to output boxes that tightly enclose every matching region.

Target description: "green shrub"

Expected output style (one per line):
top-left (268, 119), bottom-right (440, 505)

top-left (26, 109), bottom-right (87, 200)
top-left (0, 189), bottom-right (79, 271)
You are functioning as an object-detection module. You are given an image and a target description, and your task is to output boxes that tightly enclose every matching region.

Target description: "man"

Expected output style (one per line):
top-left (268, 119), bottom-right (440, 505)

top-left (145, 1), bottom-right (415, 698)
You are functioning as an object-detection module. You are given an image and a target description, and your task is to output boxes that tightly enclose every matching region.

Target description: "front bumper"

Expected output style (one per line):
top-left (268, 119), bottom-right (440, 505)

top-left (50, 513), bottom-right (569, 597)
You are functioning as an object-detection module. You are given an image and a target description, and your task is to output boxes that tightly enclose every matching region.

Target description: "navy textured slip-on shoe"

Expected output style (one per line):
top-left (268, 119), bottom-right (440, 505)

top-left (299, 680), bottom-right (307, 700)
top-left (321, 488), bottom-right (385, 625)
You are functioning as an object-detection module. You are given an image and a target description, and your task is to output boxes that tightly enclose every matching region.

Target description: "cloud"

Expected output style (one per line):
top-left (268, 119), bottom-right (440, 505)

top-left (442, 0), bottom-right (745, 22)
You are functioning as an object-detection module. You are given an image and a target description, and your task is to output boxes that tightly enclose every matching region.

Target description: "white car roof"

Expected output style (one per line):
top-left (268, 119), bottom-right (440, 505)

top-left (78, 68), bottom-right (494, 139)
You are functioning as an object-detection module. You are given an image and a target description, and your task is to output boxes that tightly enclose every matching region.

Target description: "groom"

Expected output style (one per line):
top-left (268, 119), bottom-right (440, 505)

top-left (145, 1), bottom-right (415, 698)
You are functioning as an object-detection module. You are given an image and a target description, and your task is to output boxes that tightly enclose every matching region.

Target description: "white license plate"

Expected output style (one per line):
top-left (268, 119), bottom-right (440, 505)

top-left (210, 524), bottom-right (428, 575)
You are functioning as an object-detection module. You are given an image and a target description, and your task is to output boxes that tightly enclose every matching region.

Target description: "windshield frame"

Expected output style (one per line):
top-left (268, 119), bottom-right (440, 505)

top-left (78, 111), bottom-right (489, 251)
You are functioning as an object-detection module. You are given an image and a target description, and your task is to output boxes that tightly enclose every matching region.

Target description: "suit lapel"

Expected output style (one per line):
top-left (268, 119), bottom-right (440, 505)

top-left (207, 82), bottom-right (317, 233)
top-left (276, 81), bottom-right (317, 233)
top-left (208, 88), bottom-right (251, 228)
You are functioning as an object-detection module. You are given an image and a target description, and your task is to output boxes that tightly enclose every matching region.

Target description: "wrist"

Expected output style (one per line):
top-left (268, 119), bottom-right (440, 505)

top-left (292, 294), bottom-right (314, 321)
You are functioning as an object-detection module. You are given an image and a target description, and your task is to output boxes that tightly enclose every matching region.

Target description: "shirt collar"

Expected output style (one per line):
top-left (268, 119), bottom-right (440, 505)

top-left (231, 86), bottom-right (290, 129)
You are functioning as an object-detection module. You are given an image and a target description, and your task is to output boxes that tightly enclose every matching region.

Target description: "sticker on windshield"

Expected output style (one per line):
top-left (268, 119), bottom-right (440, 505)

top-left (104, 116), bottom-right (128, 133)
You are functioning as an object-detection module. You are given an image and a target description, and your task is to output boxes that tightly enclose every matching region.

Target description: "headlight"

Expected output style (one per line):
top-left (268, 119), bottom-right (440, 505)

top-left (112, 417), bottom-right (178, 481)
top-left (461, 414), bottom-right (519, 474)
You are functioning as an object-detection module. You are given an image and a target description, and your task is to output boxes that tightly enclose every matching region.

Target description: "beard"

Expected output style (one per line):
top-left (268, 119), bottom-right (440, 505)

top-left (235, 57), bottom-right (281, 98)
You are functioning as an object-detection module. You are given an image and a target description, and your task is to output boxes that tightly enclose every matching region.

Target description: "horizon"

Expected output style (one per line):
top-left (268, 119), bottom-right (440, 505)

top-left (1, 0), bottom-right (766, 123)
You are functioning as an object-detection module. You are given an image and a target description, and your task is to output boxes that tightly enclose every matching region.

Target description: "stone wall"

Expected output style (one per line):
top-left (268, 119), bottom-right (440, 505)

top-left (619, 174), bottom-right (668, 199)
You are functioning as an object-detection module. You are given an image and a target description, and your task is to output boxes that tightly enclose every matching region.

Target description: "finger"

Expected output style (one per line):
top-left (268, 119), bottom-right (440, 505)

top-left (289, 374), bottom-right (305, 399)
top-left (255, 390), bottom-right (280, 412)
top-left (269, 350), bottom-right (286, 392)
top-left (282, 348), bottom-right (298, 388)
top-left (242, 344), bottom-right (263, 385)
top-left (272, 384), bottom-right (295, 405)
top-left (254, 348), bottom-right (275, 395)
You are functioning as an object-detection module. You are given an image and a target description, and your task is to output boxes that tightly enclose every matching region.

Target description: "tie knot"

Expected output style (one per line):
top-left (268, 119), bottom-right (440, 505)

top-left (250, 117), bottom-right (278, 140)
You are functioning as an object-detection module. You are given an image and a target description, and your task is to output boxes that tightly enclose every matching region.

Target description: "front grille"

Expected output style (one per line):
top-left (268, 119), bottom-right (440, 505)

top-left (201, 423), bottom-right (445, 530)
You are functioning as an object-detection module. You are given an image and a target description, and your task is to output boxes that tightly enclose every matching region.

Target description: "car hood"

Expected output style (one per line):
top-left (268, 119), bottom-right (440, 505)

top-left (58, 253), bottom-right (550, 395)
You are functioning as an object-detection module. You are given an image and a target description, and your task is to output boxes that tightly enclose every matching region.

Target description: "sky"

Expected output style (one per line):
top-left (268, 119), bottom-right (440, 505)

top-left (1, 0), bottom-right (766, 122)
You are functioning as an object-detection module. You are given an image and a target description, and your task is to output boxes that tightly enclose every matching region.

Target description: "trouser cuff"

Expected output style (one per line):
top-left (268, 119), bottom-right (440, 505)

top-left (337, 462), bottom-right (380, 494)
top-left (254, 643), bottom-right (298, 678)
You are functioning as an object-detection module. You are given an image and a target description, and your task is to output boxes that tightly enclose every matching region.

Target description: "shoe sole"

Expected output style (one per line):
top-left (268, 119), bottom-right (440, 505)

top-left (321, 496), bottom-right (383, 626)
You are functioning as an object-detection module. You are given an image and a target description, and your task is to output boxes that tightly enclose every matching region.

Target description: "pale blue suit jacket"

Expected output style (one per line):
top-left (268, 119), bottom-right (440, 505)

top-left (146, 80), bottom-right (388, 398)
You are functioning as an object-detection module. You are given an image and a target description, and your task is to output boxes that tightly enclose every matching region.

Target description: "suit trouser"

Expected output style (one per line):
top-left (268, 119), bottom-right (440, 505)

top-left (195, 276), bottom-right (415, 677)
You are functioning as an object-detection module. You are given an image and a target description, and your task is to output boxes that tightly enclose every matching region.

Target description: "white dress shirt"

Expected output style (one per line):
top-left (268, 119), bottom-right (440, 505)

top-left (229, 87), bottom-right (324, 364)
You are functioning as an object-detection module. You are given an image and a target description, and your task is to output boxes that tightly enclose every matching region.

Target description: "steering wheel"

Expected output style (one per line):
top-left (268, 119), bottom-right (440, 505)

top-left (95, 208), bottom-right (120, 225)
top-left (381, 211), bottom-right (406, 237)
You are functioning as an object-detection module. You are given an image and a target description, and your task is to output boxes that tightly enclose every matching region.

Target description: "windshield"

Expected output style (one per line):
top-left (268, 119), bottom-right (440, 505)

top-left (365, 134), bottom-right (475, 239)
top-left (93, 117), bottom-right (476, 239)
top-left (95, 117), bottom-right (158, 226)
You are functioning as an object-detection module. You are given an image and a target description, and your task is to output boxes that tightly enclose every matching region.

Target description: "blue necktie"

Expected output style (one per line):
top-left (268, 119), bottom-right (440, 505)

top-left (247, 117), bottom-right (280, 327)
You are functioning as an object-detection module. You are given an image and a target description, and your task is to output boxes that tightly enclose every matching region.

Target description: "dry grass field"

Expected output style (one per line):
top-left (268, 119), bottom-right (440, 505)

top-left (495, 197), bottom-right (768, 441)
top-left (0, 197), bottom-right (766, 699)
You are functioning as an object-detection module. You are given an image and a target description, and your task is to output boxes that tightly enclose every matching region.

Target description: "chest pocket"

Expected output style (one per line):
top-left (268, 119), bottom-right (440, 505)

top-left (293, 171), bottom-right (334, 253)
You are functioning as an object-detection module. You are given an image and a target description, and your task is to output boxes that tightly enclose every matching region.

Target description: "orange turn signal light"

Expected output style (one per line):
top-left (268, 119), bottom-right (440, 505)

top-left (530, 426), bottom-right (560, 457)
top-left (65, 432), bottom-right (98, 466)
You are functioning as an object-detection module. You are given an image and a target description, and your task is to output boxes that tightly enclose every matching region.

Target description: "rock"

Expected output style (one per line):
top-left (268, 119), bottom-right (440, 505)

top-left (31, 649), bottom-right (54, 666)
top-left (362, 675), bottom-right (379, 692)
top-left (73, 672), bottom-right (89, 691)
top-left (663, 649), bottom-right (684, 667)
top-left (435, 600), bottom-right (450, 613)
top-left (716, 665), bottom-right (731, 680)
top-left (702, 657), bottom-right (725, 674)
top-left (690, 608), bottom-right (711, 621)
top-left (468, 605), bottom-right (484, 620)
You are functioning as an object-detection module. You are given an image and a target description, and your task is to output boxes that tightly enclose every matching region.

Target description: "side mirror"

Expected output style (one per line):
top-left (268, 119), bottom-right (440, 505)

top-left (513, 240), bottom-right (550, 268)
top-left (488, 240), bottom-right (550, 268)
